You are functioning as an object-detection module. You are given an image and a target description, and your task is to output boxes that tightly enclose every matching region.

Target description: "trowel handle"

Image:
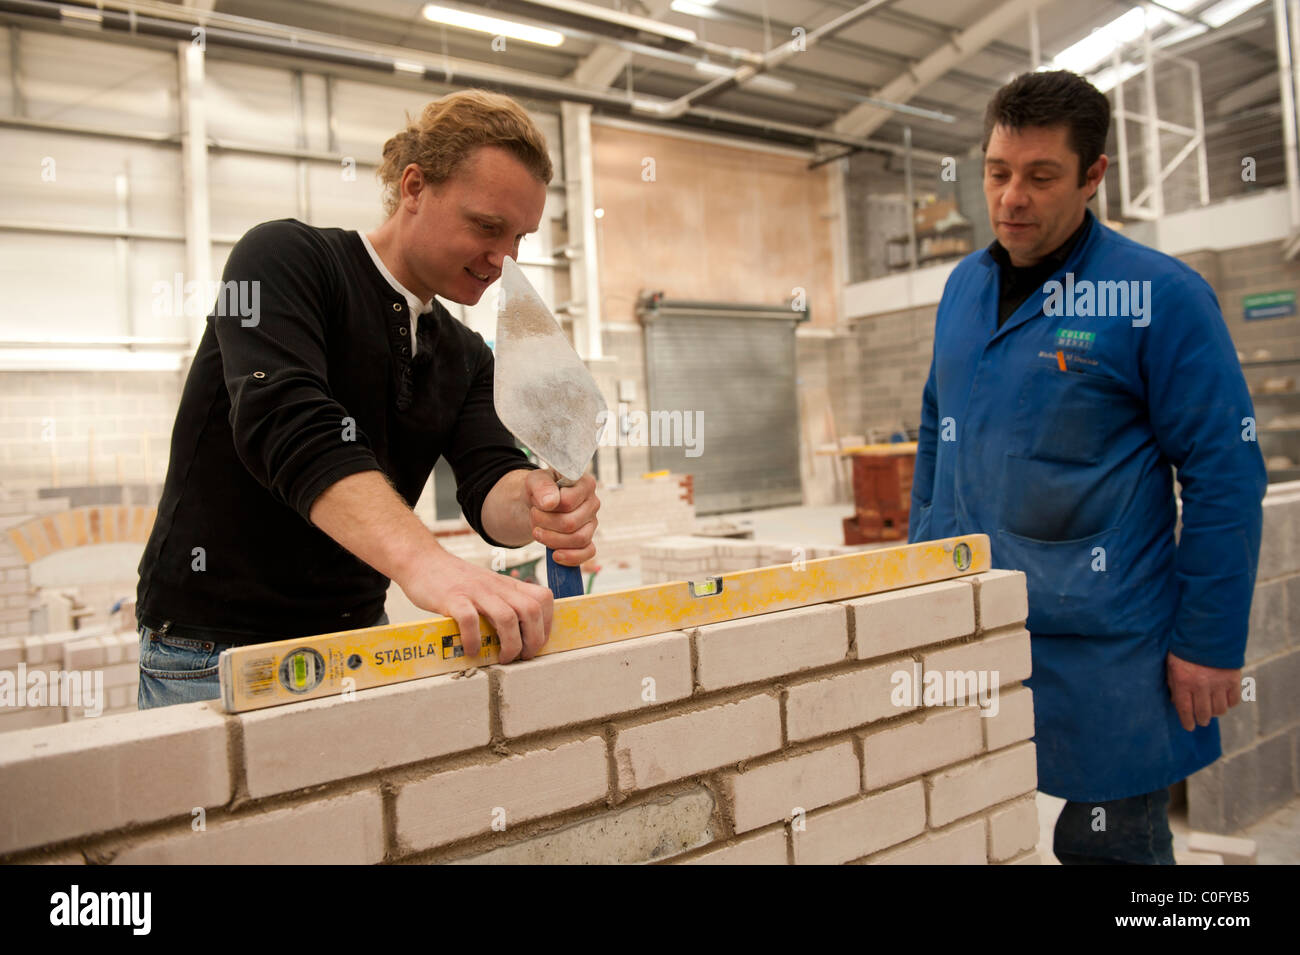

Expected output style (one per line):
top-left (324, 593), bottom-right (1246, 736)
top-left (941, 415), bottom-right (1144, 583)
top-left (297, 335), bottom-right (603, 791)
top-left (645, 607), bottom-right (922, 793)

top-left (546, 549), bottom-right (585, 599)
top-left (544, 472), bottom-right (585, 599)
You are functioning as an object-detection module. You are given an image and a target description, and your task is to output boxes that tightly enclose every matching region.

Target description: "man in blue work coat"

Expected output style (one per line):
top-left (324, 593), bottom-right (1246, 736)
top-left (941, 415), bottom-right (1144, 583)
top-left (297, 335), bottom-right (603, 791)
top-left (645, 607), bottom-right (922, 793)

top-left (910, 70), bottom-right (1267, 864)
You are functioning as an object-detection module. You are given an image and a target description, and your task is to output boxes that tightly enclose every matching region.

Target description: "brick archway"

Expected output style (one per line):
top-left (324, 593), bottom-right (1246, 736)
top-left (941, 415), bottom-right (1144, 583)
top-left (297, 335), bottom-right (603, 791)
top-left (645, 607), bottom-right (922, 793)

top-left (5, 506), bottom-right (157, 564)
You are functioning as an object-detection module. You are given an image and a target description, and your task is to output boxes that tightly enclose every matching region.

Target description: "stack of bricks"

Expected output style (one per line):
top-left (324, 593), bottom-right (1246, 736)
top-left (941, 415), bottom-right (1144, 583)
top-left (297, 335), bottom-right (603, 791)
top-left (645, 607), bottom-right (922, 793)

top-left (0, 494), bottom-right (73, 638)
top-left (640, 537), bottom-right (861, 584)
top-left (0, 567), bottom-right (1039, 865)
top-left (1188, 480), bottom-right (1300, 832)
top-left (587, 473), bottom-right (696, 567)
top-left (0, 626), bottom-right (140, 733)
top-left (843, 451), bottom-right (914, 545)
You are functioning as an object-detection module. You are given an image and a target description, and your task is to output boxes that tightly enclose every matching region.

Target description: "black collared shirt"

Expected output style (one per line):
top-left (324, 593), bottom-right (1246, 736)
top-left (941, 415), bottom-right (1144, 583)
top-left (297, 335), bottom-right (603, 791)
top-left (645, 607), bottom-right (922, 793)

top-left (988, 213), bottom-right (1093, 329)
top-left (136, 219), bottom-right (533, 644)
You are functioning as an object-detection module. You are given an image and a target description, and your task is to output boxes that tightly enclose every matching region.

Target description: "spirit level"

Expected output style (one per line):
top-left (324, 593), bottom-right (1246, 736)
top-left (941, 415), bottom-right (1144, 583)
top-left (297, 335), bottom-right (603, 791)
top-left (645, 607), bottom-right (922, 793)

top-left (218, 535), bottom-right (989, 713)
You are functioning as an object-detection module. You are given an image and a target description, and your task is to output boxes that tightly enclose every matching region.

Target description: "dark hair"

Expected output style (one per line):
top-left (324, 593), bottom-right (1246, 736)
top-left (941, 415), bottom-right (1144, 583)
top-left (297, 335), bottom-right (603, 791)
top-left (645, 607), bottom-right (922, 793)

top-left (982, 70), bottom-right (1111, 186)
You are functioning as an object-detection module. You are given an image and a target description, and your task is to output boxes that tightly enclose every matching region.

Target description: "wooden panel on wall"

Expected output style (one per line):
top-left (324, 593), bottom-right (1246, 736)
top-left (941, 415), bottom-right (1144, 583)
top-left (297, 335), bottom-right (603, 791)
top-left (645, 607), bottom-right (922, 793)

top-left (592, 125), bottom-right (838, 328)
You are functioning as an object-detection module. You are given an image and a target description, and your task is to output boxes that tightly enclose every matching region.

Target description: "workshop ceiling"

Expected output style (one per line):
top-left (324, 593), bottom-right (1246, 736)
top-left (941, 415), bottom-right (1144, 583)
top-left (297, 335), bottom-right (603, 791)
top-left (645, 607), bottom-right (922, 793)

top-left (168, 0), bottom-right (1284, 159)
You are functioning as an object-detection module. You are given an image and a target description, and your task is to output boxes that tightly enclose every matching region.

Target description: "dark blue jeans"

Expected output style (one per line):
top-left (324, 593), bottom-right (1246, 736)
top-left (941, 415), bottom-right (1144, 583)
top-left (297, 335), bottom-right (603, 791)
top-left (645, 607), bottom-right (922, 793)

top-left (137, 612), bottom-right (390, 710)
top-left (1053, 788), bottom-right (1175, 865)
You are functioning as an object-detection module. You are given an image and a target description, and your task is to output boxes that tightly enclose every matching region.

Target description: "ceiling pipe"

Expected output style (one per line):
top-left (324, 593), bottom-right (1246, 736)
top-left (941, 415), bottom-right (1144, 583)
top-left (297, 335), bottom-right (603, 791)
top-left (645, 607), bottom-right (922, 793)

top-left (833, 0), bottom-right (1048, 138)
top-left (642, 0), bottom-right (897, 119)
top-left (0, 0), bottom-right (948, 158)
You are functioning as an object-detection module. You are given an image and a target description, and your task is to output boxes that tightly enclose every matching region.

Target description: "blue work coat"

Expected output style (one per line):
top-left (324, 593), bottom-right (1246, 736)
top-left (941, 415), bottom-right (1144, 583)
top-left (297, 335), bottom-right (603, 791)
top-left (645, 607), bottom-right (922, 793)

top-left (910, 210), bottom-right (1267, 801)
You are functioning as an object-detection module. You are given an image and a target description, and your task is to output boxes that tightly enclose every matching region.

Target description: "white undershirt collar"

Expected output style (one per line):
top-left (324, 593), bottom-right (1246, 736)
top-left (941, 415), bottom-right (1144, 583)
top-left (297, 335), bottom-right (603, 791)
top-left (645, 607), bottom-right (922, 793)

top-left (357, 231), bottom-right (434, 356)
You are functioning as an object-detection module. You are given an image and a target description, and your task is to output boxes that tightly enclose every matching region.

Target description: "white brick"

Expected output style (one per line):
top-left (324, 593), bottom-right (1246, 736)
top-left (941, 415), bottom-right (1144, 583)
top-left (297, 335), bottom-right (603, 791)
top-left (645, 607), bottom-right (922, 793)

top-left (615, 694), bottom-right (781, 792)
top-left (63, 638), bottom-right (104, 669)
top-left (927, 741), bottom-right (1038, 827)
top-left (679, 827), bottom-right (788, 865)
top-left (866, 818), bottom-right (987, 864)
top-left (984, 685), bottom-right (1034, 751)
top-left (971, 569), bottom-right (1028, 630)
top-left (1005, 850), bottom-right (1042, 864)
top-left (395, 736), bottom-right (607, 852)
top-left (785, 657), bottom-right (914, 742)
top-left (722, 741), bottom-right (860, 833)
top-left (0, 702), bottom-right (231, 855)
top-left (988, 795), bottom-right (1039, 861)
top-left (111, 790), bottom-right (385, 865)
top-left (861, 706), bottom-right (983, 790)
top-left (99, 634), bottom-right (125, 665)
top-left (240, 671), bottom-right (490, 798)
top-left (29, 850), bottom-right (86, 865)
top-left (101, 662), bottom-right (138, 687)
top-left (0, 638), bottom-right (21, 668)
top-left (792, 781), bottom-right (926, 865)
top-left (921, 628), bottom-right (1032, 701)
top-left (498, 631), bottom-right (691, 737)
top-left (1186, 832), bottom-right (1257, 865)
top-left (1177, 850), bottom-right (1226, 865)
top-left (693, 604), bottom-right (848, 691)
top-left (846, 579), bottom-right (974, 660)
top-left (449, 785), bottom-right (717, 864)
top-left (0, 706), bottom-right (64, 731)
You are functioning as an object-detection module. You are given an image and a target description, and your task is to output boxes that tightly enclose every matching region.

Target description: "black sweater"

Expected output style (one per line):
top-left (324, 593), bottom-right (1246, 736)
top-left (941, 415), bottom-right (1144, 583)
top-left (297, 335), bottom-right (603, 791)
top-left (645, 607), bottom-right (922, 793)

top-left (136, 219), bottom-right (532, 644)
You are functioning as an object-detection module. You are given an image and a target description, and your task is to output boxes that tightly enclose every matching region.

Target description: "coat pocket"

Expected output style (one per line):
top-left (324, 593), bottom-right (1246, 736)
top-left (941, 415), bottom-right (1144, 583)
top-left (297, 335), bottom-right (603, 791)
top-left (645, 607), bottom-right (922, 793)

top-left (999, 451), bottom-right (1122, 542)
top-left (1019, 366), bottom-right (1129, 465)
top-left (994, 527), bottom-right (1120, 636)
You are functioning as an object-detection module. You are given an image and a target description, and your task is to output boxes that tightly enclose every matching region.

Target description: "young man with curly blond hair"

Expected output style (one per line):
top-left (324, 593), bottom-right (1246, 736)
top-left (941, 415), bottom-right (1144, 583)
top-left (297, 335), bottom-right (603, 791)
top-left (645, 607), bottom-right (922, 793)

top-left (136, 90), bottom-right (597, 707)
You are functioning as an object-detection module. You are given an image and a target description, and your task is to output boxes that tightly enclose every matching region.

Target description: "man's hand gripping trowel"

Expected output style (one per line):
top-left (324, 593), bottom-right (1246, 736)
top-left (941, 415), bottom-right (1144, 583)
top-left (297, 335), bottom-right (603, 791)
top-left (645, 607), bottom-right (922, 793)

top-left (494, 257), bottom-right (606, 600)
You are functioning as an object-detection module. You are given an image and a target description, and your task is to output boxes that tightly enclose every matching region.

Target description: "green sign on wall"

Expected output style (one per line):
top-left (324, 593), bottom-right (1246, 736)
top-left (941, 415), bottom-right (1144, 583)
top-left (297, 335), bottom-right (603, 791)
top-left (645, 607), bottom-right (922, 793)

top-left (1243, 291), bottom-right (1296, 321)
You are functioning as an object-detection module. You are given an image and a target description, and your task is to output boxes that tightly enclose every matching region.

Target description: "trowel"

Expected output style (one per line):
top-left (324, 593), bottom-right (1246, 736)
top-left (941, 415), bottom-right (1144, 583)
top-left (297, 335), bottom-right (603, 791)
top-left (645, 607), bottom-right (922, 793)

top-left (494, 256), bottom-right (606, 599)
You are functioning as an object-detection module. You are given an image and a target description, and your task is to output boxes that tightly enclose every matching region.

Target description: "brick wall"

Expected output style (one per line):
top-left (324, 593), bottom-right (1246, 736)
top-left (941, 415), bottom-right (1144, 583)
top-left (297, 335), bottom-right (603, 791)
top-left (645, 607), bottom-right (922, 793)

top-left (1188, 482), bottom-right (1300, 833)
top-left (840, 305), bottom-right (936, 437)
top-left (0, 627), bottom-right (139, 734)
top-left (1, 497), bottom-right (154, 639)
top-left (0, 494), bottom-right (72, 637)
top-left (588, 474), bottom-right (695, 568)
top-left (0, 568), bottom-right (1039, 865)
top-left (640, 536), bottom-right (862, 584)
top-left (796, 332), bottom-right (860, 506)
top-left (0, 372), bottom-right (181, 494)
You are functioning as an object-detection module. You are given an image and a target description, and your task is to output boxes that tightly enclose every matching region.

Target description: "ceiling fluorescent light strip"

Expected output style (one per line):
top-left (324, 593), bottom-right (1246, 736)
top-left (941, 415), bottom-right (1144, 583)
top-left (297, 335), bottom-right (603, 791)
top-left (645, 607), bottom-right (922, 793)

top-left (422, 4), bottom-right (565, 47)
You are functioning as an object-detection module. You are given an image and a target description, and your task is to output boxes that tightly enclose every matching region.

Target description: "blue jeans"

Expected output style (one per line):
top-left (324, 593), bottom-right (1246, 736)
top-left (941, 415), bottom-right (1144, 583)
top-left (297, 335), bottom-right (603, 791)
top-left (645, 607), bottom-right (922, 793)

top-left (1053, 788), bottom-right (1175, 865)
top-left (137, 612), bottom-right (390, 710)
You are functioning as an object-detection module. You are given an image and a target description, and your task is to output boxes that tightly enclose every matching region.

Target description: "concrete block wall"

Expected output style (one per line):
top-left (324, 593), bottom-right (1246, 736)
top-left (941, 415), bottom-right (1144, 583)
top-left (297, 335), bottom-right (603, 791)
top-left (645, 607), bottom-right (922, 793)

top-left (0, 372), bottom-right (181, 494)
top-left (1188, 482), bottom-right (1300, 833)
top-left (0, 626), bottom-right (139, 734)
top-left (599, 326), bottom-right (651, 479)
top-left (796, 332), bottom-right (860, 507)
top-left (640, 536), bottom-right (861, 584)
top-left (1190, 243), bottom-right (1300, 363)
top-left (843, 240), bottom-right (1299, 440)
top-left (840, 305), bottom-right (936, 437)
top-left (0, 569), bottom-right (1038, 865)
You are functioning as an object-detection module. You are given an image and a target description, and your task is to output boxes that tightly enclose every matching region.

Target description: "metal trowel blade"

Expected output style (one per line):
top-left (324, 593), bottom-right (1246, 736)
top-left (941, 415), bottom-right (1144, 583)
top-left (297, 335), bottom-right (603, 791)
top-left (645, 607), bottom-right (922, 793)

top-left (493, 257), bottom-right (605, 483)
